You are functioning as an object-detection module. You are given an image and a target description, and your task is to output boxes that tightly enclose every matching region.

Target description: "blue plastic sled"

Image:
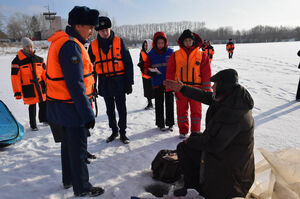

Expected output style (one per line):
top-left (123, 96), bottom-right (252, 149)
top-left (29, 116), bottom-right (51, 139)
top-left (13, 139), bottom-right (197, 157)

top-left (0, 100), bottom-right (25, 146)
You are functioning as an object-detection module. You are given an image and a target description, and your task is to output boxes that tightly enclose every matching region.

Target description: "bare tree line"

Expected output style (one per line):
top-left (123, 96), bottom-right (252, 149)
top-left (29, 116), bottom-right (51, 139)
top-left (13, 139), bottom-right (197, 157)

top-left (0, 10), bottom-right (299, 45)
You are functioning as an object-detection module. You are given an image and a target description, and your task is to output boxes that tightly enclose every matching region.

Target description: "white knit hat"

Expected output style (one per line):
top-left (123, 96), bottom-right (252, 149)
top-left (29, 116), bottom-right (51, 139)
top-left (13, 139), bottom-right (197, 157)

top-left (21, 37), bottom-right (34, 48)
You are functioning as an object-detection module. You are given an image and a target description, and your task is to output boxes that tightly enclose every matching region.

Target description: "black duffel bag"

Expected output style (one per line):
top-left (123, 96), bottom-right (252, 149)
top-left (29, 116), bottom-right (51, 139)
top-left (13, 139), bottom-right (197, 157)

top-left (151, 149), bottom-right (182, 184)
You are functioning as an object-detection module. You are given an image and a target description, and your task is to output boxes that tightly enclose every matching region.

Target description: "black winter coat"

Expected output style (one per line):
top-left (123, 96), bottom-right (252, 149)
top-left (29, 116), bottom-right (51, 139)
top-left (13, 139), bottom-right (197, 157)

top-left (180, 84), bottom-right (255, 199)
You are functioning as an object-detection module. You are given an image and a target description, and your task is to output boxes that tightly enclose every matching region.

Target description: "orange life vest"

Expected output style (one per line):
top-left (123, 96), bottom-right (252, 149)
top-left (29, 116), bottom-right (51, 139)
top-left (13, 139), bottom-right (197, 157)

top-left (140, 50), bottom-right (151, 79)
top-left (11, 50), bottom-right (46, 105)
top-left (175, 48), bottom-right (203, 87)
top-left (204, 46), bottom-right (214, 62)
top-left (90, 36), bottom-right (125, 77)
top-left (226, 43), bottom-right (235, 53)
top-left (46, 31), bottom-right (94, 103)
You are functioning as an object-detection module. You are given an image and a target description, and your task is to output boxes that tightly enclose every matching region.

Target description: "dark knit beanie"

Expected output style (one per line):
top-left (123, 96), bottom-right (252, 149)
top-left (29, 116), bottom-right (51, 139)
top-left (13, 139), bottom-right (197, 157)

top-left (95, 16), bottom-right (112, 31)
top-left (181, 29), bottom-right (195, 41)
top-left (210, 69), bottom-right (239, 98)
top-left (68, 6), bottom-right (99, 26)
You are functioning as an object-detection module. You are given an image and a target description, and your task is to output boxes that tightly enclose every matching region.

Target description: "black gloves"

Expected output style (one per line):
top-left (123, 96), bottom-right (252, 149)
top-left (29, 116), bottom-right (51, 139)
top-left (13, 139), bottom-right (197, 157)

top-left (14, 92), bottom-right (22, 97)
top-left (297, 50), bottom-right (300, 57)
top-left (126, 84), bottom-right (132, 95)
top-left (85, 119), bottom-right (95, 129)
top-left (14, 92), bottom-right (22, 99)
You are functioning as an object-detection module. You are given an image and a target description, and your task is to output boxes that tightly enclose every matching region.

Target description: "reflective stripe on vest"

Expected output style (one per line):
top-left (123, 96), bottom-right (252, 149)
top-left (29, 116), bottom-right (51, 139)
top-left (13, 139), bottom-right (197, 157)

top-left (91, 36), bottom-right (125, 77)
top-left (140, 50), bottom-right (151, 79)
top-left (46, 31), bottom-right (94, 103)
top-left (175, 48), bottom-right (203, 86)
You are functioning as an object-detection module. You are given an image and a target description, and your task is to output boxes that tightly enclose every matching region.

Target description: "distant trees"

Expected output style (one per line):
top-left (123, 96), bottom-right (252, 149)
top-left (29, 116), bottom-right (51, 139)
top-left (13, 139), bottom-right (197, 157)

top-left (0, 11), bottom-right (7, 39)
top-left (113, 23), bottom-right (300, 46)
top-left (1, 9), bottom-right (299, 45)
top-left (5, 13), bottom-right (50, 40)
top-left (114, 21), bottom-right (205, 46)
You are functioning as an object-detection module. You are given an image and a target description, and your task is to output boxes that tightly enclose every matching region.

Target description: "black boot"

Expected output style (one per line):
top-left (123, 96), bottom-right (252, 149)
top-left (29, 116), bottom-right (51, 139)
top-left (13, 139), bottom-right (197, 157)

top-left (106, 131), bottom-right (119, 143)
top-left (145, 100), bottom-right (153, 110)
top-left (120, 134), bottom-right (130, 144)
top-left (74, 186), bottom-right (105, 197)
top-left (87, 152), bottom-right (96, 159)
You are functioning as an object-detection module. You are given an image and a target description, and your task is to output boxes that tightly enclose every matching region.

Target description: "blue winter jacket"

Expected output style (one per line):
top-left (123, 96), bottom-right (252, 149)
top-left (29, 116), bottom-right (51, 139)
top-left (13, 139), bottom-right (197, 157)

top-left (147, 48), bottom-right (174, 87)
top-left (88, 31), bottom-right (134, 97)
top-left (47, 26), bottom-right (95, 127)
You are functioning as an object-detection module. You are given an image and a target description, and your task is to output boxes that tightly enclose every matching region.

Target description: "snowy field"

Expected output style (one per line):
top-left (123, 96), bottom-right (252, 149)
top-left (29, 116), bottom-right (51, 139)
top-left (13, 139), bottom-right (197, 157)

top-left (0, 41), bottom-right (300, 199)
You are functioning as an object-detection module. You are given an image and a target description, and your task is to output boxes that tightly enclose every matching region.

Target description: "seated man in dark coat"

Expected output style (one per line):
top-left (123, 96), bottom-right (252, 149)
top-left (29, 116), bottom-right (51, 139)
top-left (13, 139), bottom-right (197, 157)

top-left (164, 69), bottom-right (255, 199)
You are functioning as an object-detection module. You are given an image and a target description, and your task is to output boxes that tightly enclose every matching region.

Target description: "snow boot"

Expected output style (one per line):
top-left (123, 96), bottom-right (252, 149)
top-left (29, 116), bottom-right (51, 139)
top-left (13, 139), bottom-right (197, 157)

top-left (74, 186), bottom-right (104, 197)
top-left (87, 152), bottom-right (96, 159)
top-left (120, 134), bottom-right (130, 144)
top-left (106, 132), bottom-right (118, 143)
top-left (145, 101), bottom-right (153, 110)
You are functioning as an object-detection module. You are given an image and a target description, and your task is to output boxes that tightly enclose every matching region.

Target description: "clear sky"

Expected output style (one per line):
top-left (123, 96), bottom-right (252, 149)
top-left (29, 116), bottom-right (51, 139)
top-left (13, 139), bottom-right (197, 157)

top-left (0, 0), bottom-right (299, 30)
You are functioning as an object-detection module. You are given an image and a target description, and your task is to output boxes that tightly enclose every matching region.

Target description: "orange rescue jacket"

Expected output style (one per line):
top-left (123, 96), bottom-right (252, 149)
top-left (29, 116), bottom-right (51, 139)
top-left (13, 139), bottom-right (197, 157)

top-left (11, 50), bottom-right (46, 105)
top-left (140, 50), bottom-right (151, 79)
top-left (226, 43), bottom-right (235, 53)
top-left (204, 46), bottom-right (214, 62)
top-left (90, 36), bottom-right (125, 76)
top-left (46, 30), bottom-right (94, 103)
top-left (174, 48), bottom-right (203, 86)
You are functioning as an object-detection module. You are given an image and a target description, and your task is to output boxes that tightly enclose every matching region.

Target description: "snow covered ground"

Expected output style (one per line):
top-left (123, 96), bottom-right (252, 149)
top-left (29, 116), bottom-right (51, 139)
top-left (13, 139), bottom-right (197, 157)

top-left (0, 41), bottom-right (300, 199)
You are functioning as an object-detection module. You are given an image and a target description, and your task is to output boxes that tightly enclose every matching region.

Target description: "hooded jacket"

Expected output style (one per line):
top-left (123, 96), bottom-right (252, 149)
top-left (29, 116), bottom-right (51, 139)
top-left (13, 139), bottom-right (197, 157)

top-left (166, 31), bottom-right (211, 91)
top-left (138, 39), bottom-right (152, 79)
top-left (144, 32), bottom-right (174, 87)
top-left (180, 84), bottom-right (255, 198)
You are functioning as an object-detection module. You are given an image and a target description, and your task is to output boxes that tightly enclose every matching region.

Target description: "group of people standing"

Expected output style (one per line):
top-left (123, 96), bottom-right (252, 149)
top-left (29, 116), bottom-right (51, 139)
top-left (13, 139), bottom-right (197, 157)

top-left (138, 29), bottom-right (213, 138)
top-left (10, 5), bottom-right (254, 198)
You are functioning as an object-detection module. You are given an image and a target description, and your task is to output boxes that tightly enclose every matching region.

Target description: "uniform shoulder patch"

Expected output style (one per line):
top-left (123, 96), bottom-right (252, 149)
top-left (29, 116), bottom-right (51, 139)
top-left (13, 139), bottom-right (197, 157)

top-left (70, 55), bottom-right (80, 64)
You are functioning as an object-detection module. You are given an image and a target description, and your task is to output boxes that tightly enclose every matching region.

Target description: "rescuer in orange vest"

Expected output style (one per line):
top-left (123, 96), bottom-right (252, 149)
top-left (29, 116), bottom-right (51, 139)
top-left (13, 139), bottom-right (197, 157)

top-left (166, 29), bottom-right (212, 138)
top-left (11, 37), bottom-right (47, 131)
top-left (204, 40), bottom-right (215, 63)
top-left (88, 16), bottom-right (134, 144)
top-left (226, 38), bottom-right (235, 59)
top-left (46, 6), bottom-right (104, 197)
top-left (137, 39), bottom-right (154, 110)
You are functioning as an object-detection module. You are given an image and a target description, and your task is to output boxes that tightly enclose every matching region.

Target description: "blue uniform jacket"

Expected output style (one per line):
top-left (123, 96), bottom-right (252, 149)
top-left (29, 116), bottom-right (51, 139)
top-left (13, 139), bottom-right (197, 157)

top-left (147, 48), bottom-right (173, 87)
top-left (88, 31), bottom-right (134, 97)
top-left (47, 26), bottom-right (95, 127)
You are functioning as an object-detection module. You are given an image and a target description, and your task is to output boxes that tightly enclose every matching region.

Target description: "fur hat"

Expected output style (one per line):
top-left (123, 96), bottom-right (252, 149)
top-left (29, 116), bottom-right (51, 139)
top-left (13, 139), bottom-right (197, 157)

top-left (21, 37), bottom-right (33, 48)
top-left (68, 6), bottom-right (99, 26)
top-left (95, 16), bottom-right (112, 31)
top-left (210, 69), bottom-right (239, 98)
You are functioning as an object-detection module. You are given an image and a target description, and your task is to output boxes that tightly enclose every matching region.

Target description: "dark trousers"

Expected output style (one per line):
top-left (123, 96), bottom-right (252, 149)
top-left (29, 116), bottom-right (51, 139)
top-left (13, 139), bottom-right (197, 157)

top-left (296, 77), bottom-right (300, 100)
top-left (228, 52), bottom-right (233, 59)
top-left (61, 126), bottom-right (92, 194)
top-left (142, 77), bottom-right (154, 99)
top-left (104, 94), bottom-right (127, 135)
top-left (154, 86), bottom-right (174, 128)
top-left (28, 101), bottom-right (47, 128)
top-left (177, 142), bottom-right (202, 190)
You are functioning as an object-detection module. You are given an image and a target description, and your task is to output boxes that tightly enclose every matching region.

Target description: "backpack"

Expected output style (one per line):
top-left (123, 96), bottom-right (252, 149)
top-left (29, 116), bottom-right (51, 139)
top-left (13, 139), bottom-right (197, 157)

top-left (151, 149), bottom-right (182, 183)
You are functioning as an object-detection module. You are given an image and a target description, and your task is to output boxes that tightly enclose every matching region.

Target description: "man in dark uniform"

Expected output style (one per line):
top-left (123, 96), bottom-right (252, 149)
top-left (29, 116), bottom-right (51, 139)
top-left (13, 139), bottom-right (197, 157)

top-left (46, 6), bottom-right (104, 197)
top-left (164, 69), bottom-right (255, 199)
top-left (88, 16), bottom-right (134, 144)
